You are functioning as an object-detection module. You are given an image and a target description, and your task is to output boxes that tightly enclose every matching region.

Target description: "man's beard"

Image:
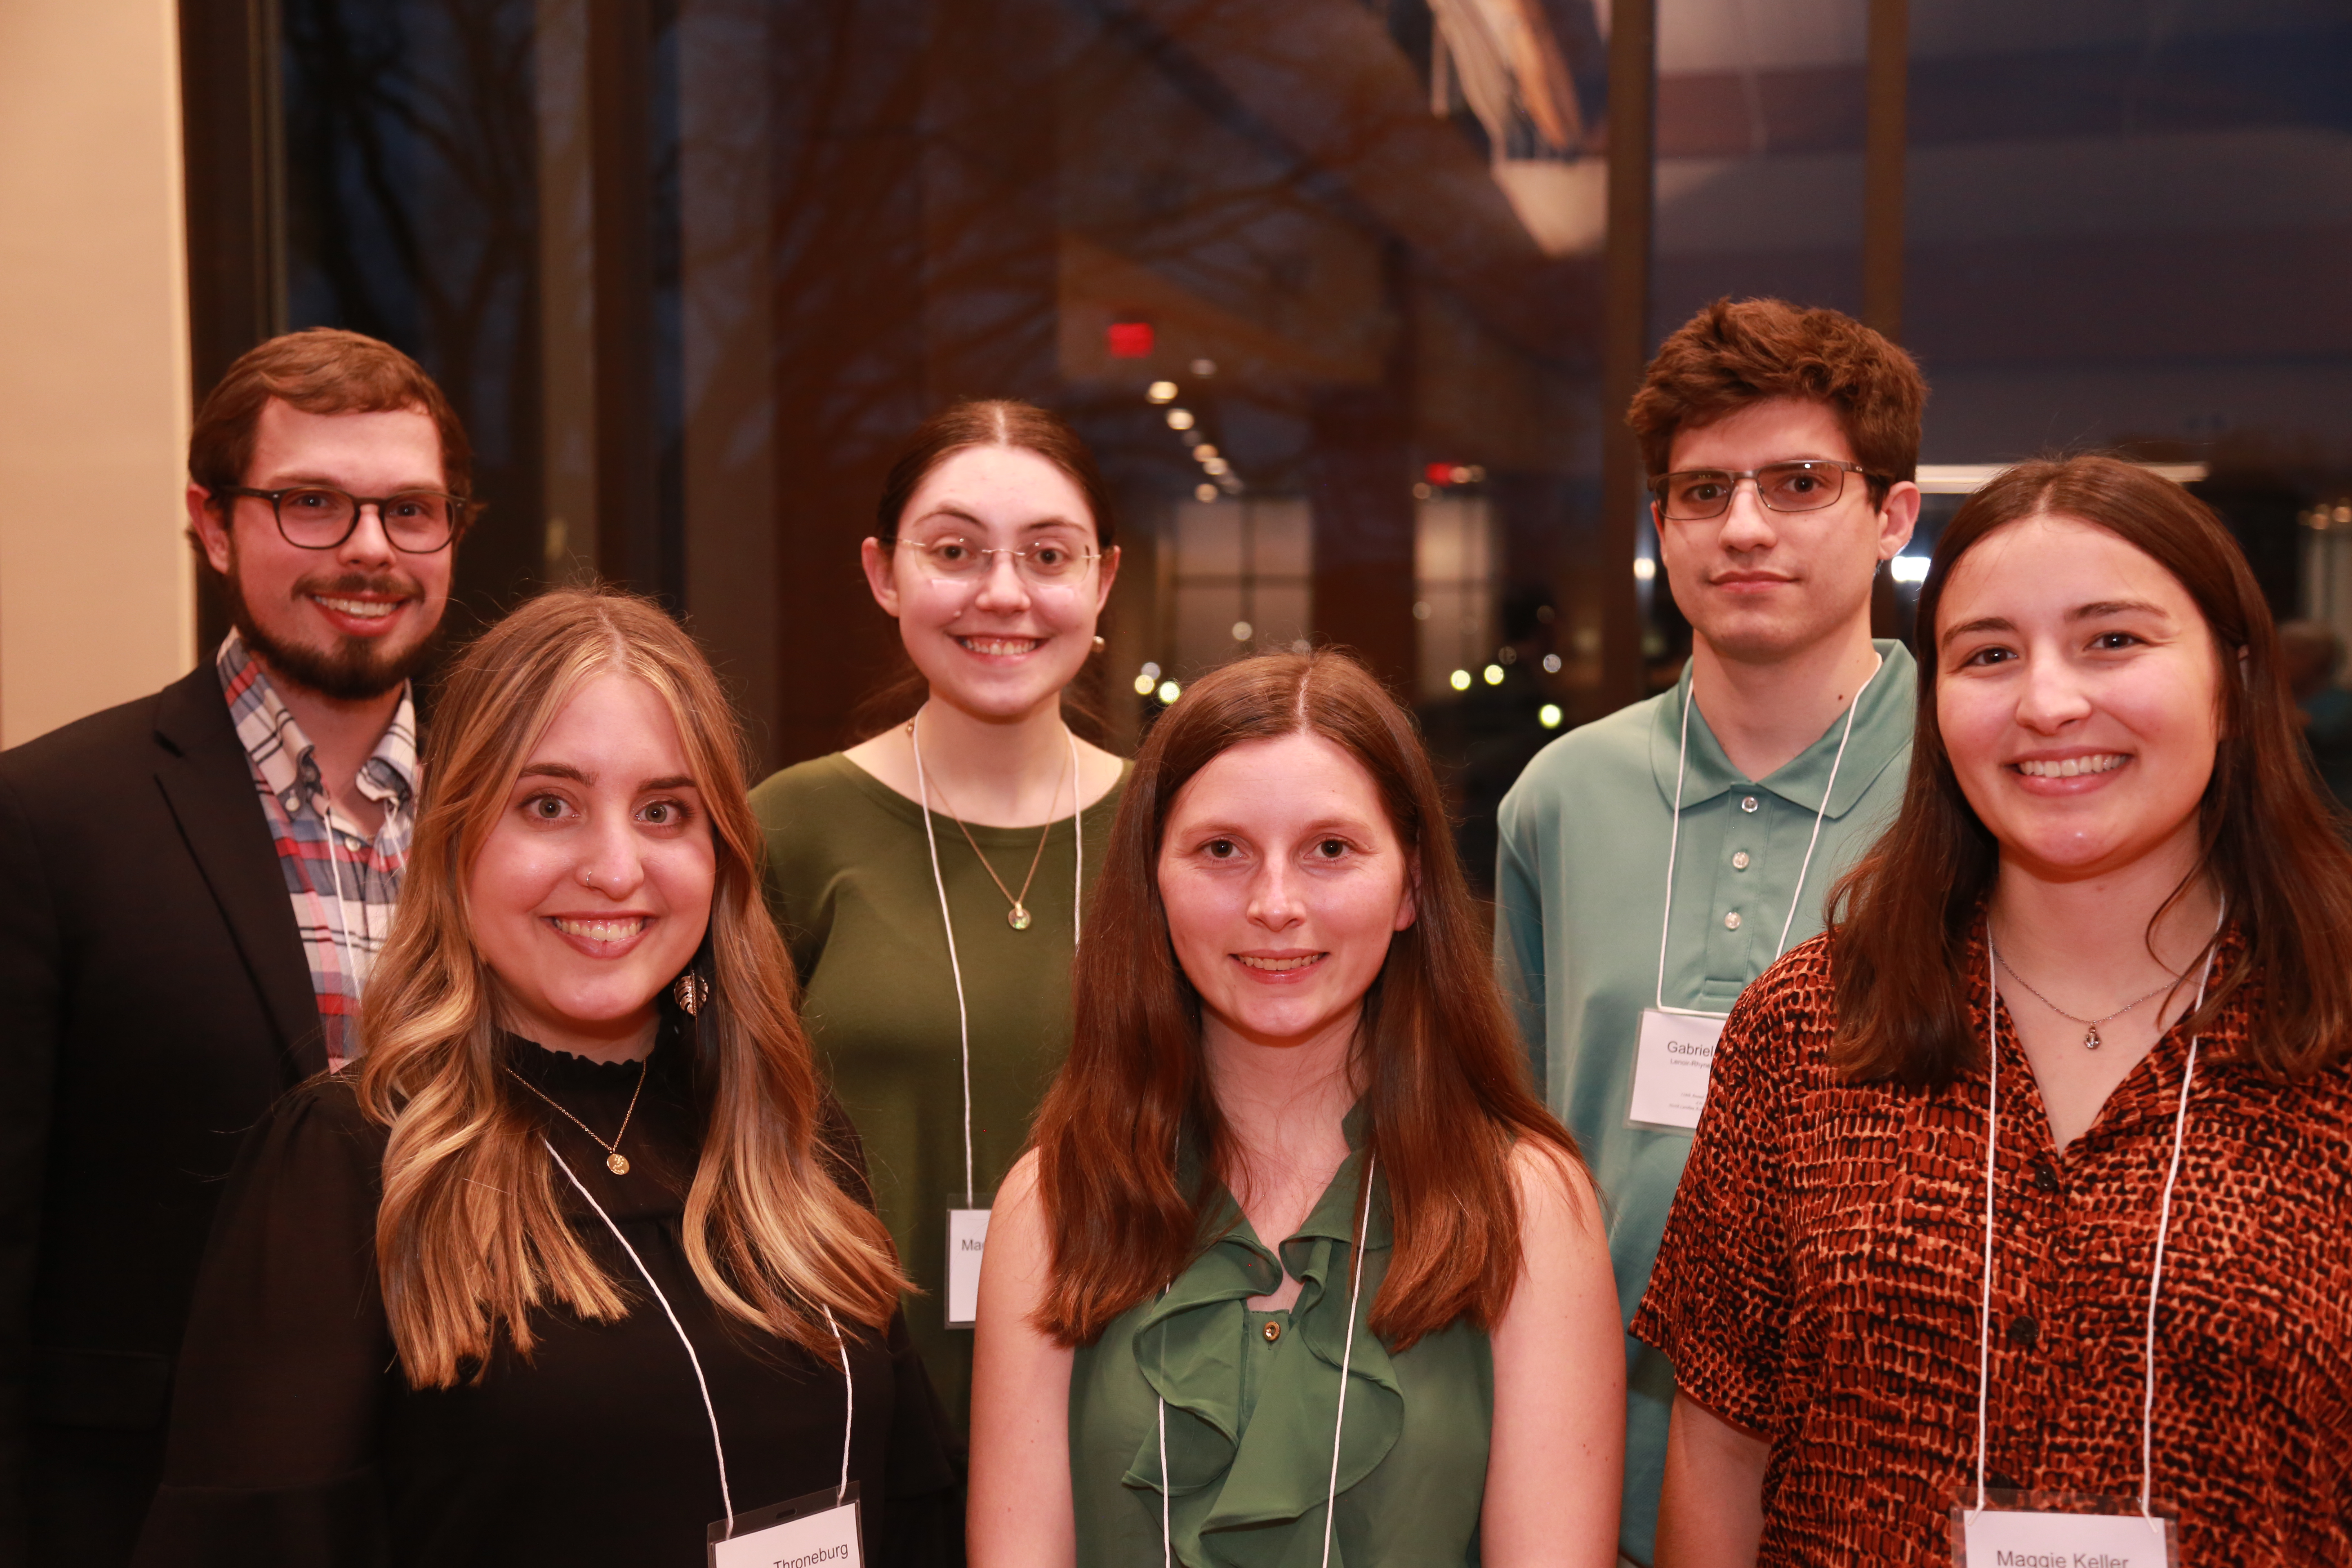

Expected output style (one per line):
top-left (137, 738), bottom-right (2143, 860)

top-left (223, 565), bottom-right (438, 702)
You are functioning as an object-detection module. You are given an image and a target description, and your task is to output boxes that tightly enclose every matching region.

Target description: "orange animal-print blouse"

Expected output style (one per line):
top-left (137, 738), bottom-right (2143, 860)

top-left (1635, 927), bottom-right (2352, 1566)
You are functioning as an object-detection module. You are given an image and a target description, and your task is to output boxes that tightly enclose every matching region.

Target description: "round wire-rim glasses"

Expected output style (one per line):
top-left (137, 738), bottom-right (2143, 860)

top-left (895, 535), bottom-right (1103, 588)
top-left (216, 484), bottom-right (472, 554)
top-left (1650, 460), bottom-right (1889, 521)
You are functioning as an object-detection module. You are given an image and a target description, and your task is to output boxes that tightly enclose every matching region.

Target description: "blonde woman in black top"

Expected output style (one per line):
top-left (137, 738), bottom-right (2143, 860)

top-left (136, 588), bottom-right (957, 1567)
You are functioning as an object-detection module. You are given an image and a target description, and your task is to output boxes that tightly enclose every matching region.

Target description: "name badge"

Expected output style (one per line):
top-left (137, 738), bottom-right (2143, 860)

top-left (1953, 1501), bottom-right (2172, 1568)
top-left (1628, 1007), bottom-right (1728, 1130)
top-left (945, 1204), bottom-right (991, 1327)
top-left (710, 1482), bottom-right (863, 1568)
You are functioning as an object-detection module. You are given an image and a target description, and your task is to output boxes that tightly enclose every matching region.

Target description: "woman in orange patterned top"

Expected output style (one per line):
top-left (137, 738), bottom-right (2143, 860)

top-left (1637, 455), bottom-right (2352, 1566)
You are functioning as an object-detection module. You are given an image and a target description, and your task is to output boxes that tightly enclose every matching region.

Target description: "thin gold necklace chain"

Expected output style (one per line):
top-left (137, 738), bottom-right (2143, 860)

top-left (504, 1056), bottom-right (650, 1174)
top-left (1993, 950), bottom-right (2180, 1049)
top-left (905, 718), bottom-right (1071, 928)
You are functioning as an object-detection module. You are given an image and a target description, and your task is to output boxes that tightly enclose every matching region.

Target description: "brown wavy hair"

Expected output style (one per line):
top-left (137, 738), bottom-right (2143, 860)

top-left (1628, 297), bottom-right (1927, 494)
top-left (357, 587), bottom-right (906, 1387)
top-left (1030, 650), bottom-right (1583, 1351)
top-left (1829, 455), bottom-right (2352, 1086)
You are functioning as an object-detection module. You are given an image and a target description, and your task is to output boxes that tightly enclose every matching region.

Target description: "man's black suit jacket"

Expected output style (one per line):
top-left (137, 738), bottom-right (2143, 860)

top-left (0, 664), bottom-right (328, 1566)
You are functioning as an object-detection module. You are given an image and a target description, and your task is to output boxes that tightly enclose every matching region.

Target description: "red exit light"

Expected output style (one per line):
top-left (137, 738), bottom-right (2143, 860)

top-left (1107, 321), bottom-right (1155, 358)
top-left (1425, 461), bottom-right (1454, 485)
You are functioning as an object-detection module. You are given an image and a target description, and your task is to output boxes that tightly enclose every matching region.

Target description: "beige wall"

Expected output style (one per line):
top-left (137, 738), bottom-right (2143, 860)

top-left (0, 0), bottom-right (194, 748)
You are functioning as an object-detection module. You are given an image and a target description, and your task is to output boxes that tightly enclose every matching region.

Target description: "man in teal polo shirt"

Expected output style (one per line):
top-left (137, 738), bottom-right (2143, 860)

top-left (1496, 298), bottom-right (1926, 1564)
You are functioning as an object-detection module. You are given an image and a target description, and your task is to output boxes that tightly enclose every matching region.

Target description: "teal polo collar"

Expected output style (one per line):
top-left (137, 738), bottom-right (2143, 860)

top-left (1648, 638), bottom-right (1917, 818)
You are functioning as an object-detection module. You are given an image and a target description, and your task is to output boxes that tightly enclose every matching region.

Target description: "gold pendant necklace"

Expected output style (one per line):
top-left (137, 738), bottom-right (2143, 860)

top-left (506, 1055), bottom-right (650, 1173)
top-left (906, 720), bottom-right (1071, 931)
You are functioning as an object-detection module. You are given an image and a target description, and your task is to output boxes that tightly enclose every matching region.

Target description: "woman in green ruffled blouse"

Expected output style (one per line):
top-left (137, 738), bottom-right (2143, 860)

top-left (969, 651), bottom-right (1626, 1566)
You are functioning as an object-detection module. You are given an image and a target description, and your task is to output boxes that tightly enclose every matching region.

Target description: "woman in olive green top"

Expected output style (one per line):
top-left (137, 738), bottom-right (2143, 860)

top-left (970, 652), bottom-right (1625, 1567)
top-left (752, 400), bottom-right (1127, 1428)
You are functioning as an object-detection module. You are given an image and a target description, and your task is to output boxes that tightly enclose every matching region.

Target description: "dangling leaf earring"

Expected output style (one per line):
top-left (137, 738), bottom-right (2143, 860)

top-left (673, 971), bottom-right (711, 1016)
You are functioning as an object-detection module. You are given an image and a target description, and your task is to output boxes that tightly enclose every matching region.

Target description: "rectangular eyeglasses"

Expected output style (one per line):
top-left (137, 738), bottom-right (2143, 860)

top-left (1650, 460), bottom-right (1885, 521)
top-left (895, 536), bottom-right (1101, 586)
top-left (217, 485), bottom-right (470, 553)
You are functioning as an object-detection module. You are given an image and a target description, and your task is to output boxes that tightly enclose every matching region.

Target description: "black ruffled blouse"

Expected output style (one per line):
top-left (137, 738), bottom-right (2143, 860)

top-left (132, 1034), bottom-right (960, 1567)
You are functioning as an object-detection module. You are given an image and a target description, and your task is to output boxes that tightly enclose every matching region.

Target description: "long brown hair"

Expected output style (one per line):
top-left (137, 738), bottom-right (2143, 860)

top-left (1030, 650), bottom-right (1582, 1350)
top-left (358, 588), bottom-right (906, 1387)
top-left (1830, 455), bottom-right (2352, 1085)
top-left (851, 398), bottom-right (1116, 744)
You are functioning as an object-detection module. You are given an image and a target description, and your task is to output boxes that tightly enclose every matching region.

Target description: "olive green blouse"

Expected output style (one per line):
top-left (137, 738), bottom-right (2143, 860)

top-left (751, 751), bottom-right (1127, 1429)
top-left (1069, 1142), bottom-right (1493, 1566)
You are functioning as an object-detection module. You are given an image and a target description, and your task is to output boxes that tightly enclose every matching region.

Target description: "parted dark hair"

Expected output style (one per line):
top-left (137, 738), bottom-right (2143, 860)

top-left (852, 398), bottom-right (1118, 744)
top-left (1029, 650), bottom-right (1583, 1351)
top-left (1829, 455), bottom-right (2352, 1085)
top-left (189, 327), bottom-right (473, 502)
top-left (872, 398), bottom-right (1115, 548)
top-left (1628, 297), bottom-right (1926, 495)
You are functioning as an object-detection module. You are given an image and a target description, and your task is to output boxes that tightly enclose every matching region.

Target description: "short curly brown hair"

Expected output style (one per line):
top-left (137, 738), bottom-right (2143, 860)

top-left (1628, 298), bottom-right (1926, 494)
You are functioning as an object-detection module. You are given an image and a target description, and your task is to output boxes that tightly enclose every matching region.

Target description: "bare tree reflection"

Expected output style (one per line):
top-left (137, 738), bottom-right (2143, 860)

top-left (282, 0), bottom-right (544, 629)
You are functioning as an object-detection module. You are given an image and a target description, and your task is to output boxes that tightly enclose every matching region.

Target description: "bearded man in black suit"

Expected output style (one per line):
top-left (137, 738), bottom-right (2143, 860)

top-left (0, 328), bottom-right (472, 1564)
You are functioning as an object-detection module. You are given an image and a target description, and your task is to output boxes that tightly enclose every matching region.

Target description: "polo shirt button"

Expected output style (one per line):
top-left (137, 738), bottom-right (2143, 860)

top-left (2007, 1314), bottom-right (2039, 1348)
top-left (1731, 850), bottom-right (1751, 870)
top-left (1262, 1320), bottom-right (1282, 1343)
top-left (2031, 1159), bottom-right (2061, 1194)
top-left (1741, 795), bottom-right (1760, 813)
top-left (1724, 911), bottom-right (1742, 930)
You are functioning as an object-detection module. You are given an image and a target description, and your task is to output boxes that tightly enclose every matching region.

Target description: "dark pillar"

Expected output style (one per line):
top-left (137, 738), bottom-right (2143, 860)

top-left (1584, 0), bottom-right (1652, 715)
top-left (178, 0), bottom-right (287, 652)
top-left (1864, 0), bottom-right (1907, 639)
top-left (919, 0), bottom-right (1062, 405)
top-left (587, 0), bottom-right (664, 595)
top-left (1862, 0), bottom-right (1907, 341)
top-left (765, 0), bottom-right (931, 765)
top-left (1309, 241), bottom-right (1417, 700)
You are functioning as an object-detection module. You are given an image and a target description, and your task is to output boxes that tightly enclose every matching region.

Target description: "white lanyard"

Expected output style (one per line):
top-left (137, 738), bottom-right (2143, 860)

top-left (907, 713), bottom-right (1084, 1207)
top-left (315, 797), bottom-right (368, 998)
top-left (544, 1139), bottom-right (854, 1529)
top-left (1156, 1154), bottom-right (1376, 1568)
top-left (1653, 657), bottom-right (1877, 1010)
top-left (1970, 928), bottom-right (2214, 1518)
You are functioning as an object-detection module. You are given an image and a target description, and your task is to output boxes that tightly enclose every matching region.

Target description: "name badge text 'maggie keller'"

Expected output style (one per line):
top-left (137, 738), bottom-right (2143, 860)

top-left (1955, 1503), bottom-right (2173, 1568)
top-left (945, 1205), bottom-right (990, 1328)
top-left (709, 1483), bottom-right (862, 1568)
top-left (1628, 1008), bottom-right (1728, 1131)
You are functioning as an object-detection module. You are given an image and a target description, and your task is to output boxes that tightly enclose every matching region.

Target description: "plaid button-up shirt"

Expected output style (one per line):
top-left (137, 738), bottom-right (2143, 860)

top-left (217, 630), bottom-right (417, 1070)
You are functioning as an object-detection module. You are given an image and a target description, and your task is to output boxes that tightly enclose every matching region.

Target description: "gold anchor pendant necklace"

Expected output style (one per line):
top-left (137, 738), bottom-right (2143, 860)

top-left (1993, 950), bottom-right (2180, 1051)
top-left (506, 1056), bottom-right (650, 1174)
top-left (906, 718), bottom-right (1071, 931)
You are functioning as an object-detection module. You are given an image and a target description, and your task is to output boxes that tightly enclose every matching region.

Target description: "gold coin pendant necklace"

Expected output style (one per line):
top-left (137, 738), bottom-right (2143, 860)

top-left (906, 719), bottom-right (1072, 931)
top-left (506, 1055), bottom-right (650, 1174)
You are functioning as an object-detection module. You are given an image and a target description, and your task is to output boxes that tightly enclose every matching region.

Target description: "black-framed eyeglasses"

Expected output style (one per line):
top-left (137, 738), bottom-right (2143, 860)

top-left (894, 535), bottom-right (1102, 586)
top-left (216, 485), bottom-right (472, 553)
top-left (1650, 460), bottom-right (1888, 521)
